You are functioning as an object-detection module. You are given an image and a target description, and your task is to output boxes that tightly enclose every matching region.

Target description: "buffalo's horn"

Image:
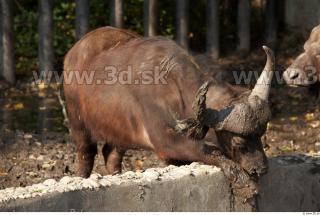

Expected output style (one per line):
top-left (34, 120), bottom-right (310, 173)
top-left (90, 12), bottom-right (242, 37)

top-left (249, 46), bottom-right (275, 101)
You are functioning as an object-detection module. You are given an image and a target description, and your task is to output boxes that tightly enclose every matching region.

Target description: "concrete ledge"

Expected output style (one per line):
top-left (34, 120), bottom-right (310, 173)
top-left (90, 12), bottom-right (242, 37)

top-left (0, 156), bottom-right (319, 212)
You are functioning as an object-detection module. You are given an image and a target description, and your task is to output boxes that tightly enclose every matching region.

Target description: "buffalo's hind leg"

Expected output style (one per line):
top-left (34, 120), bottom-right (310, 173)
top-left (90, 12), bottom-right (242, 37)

top-left (102, 144), bottom-right (125, 175)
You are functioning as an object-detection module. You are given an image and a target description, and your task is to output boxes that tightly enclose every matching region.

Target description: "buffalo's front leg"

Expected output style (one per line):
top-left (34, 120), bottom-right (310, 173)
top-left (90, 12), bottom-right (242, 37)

top-left (77, 143), bottom-right (97, 178)
top-left (202, 150), bottom-right (258, 201)
top-left (71, 128), bottom-right (97, 178)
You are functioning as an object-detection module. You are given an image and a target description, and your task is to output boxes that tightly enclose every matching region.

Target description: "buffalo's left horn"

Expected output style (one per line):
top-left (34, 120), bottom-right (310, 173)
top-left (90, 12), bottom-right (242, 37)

top-left (249, 46), bottom-right (275, 101)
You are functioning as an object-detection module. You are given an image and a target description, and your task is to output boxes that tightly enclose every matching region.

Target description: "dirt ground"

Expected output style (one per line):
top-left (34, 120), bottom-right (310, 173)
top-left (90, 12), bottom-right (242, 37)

top-left (1, 49), bottom-right (320, 189)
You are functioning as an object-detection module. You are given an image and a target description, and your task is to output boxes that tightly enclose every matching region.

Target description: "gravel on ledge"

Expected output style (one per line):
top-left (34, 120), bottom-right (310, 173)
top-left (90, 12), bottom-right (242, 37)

top-left (0, 162), bottom-right (220, 203)
top-left (1, 155), bottom-right (319, 204)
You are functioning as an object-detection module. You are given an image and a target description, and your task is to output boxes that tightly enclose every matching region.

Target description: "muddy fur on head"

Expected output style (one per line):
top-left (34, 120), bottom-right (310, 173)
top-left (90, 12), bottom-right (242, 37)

top-left (177, 46), bottom-right (274, 137)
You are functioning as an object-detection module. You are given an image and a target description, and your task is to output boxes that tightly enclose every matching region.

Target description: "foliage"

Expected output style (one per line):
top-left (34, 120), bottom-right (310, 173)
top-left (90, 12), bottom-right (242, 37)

top-left (53, 1), bottom-right (76, 70)
top-left (13, 0), bottom-right (38, 75)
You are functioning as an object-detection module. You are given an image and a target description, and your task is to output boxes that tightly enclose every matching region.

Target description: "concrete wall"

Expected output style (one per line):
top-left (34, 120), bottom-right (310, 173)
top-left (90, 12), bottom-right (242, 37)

top-left (0, 156), bottom-right (319, 212)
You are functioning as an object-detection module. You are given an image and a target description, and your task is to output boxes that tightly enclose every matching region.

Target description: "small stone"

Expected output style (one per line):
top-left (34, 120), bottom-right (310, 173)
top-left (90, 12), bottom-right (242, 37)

top-left (18, 195), bottom-right (25, 199)
top-left (82, 179), bottom-right (100, 189)
top-left (189, 162), bottom-right (200, 168)
top-left (24, 134), bottom-right (33, 139)
top-left (26, 171), bottom-right (38, 177)
top-left (99, 179), bottom-right (112, 187)
top-left (32, 192), bottom-right (43, 197)
top-left (122, 171), bottom-right (136, 179)
top-left (89, 173), bottom-right (102, 180)
top-left (14, 187), bottom-right (25, 196)
top-left (56, 186), bottom-right (68, 193)
top-left (42, 163), bottom-right (51, 169)
top-left (37, 155), bottom-right (44, 161)
top-left (24, 193), bottom-right (31, 198)
top-left (60, 176), bottom-right (73, 184)
top-left (28, 155), bottom-right (36, 160)
top-left (143, 169), bottom-right (160, 181)
top-left (35, 141), bottom-right (42, 146)
top-left (43, 179), bottom-right (57, 186)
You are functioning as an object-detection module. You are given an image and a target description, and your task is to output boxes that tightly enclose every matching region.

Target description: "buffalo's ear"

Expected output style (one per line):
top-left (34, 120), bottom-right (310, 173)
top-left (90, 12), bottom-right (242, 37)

top-left (174, 81), bottom-right (212, 140)
top-left (304, 25), bottom-right (320, 50)
top-left (305, 43), bottom-right (320, 55)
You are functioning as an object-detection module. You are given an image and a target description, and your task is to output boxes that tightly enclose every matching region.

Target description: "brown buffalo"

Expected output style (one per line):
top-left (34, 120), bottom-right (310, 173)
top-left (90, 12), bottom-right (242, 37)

top-left (63, 27), bottom-right (274, 200)
top-left (283, 25), bottom-right (320, 95)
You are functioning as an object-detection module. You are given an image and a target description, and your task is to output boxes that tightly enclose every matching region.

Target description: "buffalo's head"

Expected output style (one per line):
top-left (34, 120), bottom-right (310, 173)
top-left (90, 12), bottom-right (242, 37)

top-left (283, 25), bottom-right (320, 87)
top-left (176, 46), bottom-right (274, 177)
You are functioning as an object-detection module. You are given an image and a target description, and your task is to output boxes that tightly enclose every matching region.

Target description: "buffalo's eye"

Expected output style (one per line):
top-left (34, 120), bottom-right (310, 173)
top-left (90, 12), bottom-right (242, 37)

top-left (231, 136), bottom-right (250, 153)
top-left (239, 145), bottom-right (249, 153)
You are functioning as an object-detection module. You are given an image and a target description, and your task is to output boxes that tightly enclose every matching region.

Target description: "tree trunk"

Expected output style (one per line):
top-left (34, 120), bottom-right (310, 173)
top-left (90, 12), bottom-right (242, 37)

top-left (144, 0), bottom-right (157, 37)
top-left (237, 0), bottom-right (251, 53)
top-left (206, 0), bottom-right (220, 60)
top-left (265, 0), bottom-right (277, 49)
top-left (110, 0), bottom-right (123, 28)
top-left (0, 2), bottom-right (3, 80)
top-left (38, 0), bottom-right (54, 75)
top-left (1, 0), bottom-right (15, 84)
top-left (176, 0), bottom-right (189, 49)
top-left (76, 0), bottom-right (89, 40)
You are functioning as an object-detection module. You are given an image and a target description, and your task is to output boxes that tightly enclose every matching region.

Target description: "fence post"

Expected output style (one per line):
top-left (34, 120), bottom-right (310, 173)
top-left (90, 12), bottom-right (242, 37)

top-left (176, 0), bottom-right (189, 49)
top-left (144, 0), bottom-right (157, 37)
top-left (1, 0), bottom-right (15, 84)
top-left (265, 0), bottom-right (277, 49)
top-left (237, 0), bottom-right (251, 53)
top-left (110, 0), bottom-right (123, 28)
top-left (0, 1), bottom-right (2, 80)
top-left (38, 0), bottom-right (54, 75)
top-left (76, 0), bottom-right (89, 40)
top-left (206, 0), bottom-right (220, 60)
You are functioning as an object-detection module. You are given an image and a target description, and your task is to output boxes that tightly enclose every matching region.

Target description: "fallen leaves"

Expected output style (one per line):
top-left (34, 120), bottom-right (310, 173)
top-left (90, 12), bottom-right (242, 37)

top-left (4, 102), bottom-right (25, 110)
top-left (309, 121), bottom-right (320, 128)
top-left (305, 113), bottom-right (315, 121)
top-left (0, 172), bottom-right (8, 177)
top-left (289, 116), bottom-right (298, 122)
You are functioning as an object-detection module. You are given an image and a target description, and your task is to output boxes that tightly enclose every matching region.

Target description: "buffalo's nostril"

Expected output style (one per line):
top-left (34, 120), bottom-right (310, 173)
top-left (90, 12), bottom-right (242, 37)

top-left (289, 70), bottom-right (299, 80)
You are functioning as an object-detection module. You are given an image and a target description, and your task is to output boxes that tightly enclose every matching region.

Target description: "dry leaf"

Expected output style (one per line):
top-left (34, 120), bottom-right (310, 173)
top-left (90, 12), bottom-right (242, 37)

top-left (13, 103), bottom-right (24, 110)
top-left (305, 113), bottom-right (315, 121)
top-left (38, 82), bottom-right (48, 90)
top-left (135, 159), bottom-right (144, 170)
top-left (309, 121), bottom-right (320, 128)
top-left (289, 116), bottom-right (298, 121)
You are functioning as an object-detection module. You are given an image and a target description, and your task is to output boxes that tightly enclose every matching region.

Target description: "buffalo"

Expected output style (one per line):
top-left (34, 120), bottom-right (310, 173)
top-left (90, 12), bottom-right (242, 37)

top-left (63, 27), bottom-right (274, 200)
top-left (283, 24), bottom-right (320, 97)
